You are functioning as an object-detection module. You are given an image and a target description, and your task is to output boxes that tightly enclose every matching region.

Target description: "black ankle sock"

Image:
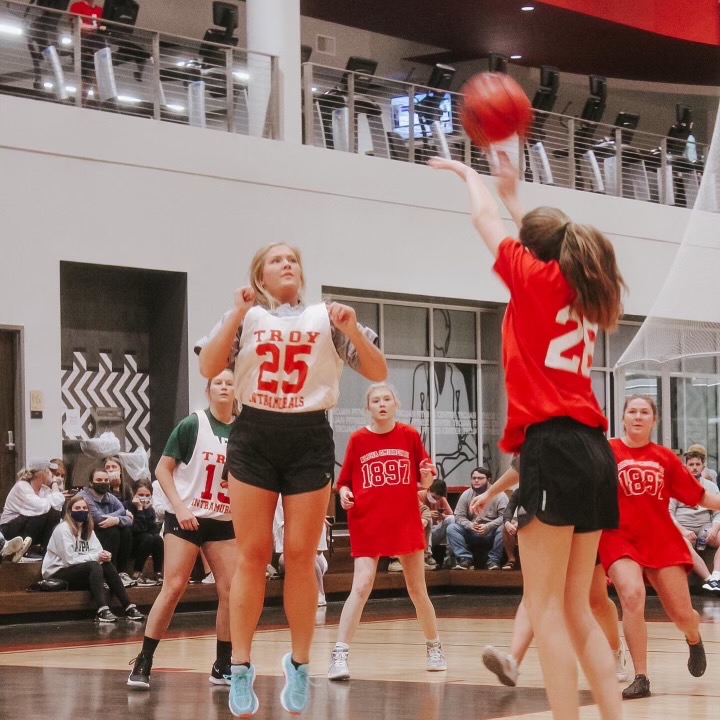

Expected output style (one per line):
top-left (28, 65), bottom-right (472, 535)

top-left (216, 640), bottom-right (232, 666)
top-left (141, 636), bottom-right (160, 659)
top-left (233, 662), bottom-right (251, 669)
top-left (291, 658), bottom-right (305, 670)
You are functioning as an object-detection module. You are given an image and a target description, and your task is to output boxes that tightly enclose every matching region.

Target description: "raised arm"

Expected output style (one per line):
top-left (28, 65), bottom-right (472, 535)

top-left (198, 287), bottom-right (255, 379)
top-left (494, 151), bottom-right (525, 230)
top-left (328, 302), bottom-right (388, 381)
top-left (428, 157), bottom-right (511, 257)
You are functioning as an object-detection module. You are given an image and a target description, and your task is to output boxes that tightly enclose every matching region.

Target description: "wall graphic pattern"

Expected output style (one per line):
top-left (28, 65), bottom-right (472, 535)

top-left (61, 351), bottom-right (150, 452)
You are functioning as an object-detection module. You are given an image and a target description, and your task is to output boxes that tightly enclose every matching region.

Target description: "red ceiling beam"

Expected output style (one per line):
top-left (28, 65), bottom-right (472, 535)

top-left (536, 0), bottom-right (720, 45)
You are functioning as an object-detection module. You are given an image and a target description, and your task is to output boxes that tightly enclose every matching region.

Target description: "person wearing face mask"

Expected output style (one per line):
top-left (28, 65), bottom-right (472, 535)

top-left (42, 494), bottom-right (144, 623)
top-left (446, 467), bottom-right (507, 570)
top-left (124, 479), bottom-right (164, 585)
top-left (80, 468), bottom-right (135, 585)
top-left (418, 479), bottom-right (454, 567)
top-left (105, 456), bottom-right (133, 504)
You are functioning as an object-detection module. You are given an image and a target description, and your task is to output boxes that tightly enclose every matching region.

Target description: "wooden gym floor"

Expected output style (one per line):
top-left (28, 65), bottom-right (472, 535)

top-left (1, 593), bottom-right (719, 719)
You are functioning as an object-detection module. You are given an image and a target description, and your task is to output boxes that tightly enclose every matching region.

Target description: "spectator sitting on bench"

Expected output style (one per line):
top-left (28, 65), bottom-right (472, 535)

top-left (418, 479), bottom-right (454, 567)
top-left (447, 467), bottom-right (507, 570)
top-left (42, 493), bottom-right (144, 623)
top-left (124, 479), bottom-right (164, 586)
top-left (0, 461), bottom-right (64, 560)
top-left (80, 467), bottom-right (136, 587)
top-left (671, 450), bottom-right (720, 592)
top-left (105, 456), bottom-right (133, 504)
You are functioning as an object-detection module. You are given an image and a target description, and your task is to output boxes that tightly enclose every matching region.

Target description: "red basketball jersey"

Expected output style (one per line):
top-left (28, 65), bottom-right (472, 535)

top-left (337, 423), bottom-right (427, 558)
top-left (598, 439), bottom-right (705, 571)
top-left (493, 238), bottom-right (607, 452)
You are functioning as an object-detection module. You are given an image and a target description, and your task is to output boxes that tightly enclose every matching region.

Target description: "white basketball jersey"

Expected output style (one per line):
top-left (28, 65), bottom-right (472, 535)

top-left (173, 411), bottom-right (231, 520)
top-left (234, 303), bottom-right (344, 413)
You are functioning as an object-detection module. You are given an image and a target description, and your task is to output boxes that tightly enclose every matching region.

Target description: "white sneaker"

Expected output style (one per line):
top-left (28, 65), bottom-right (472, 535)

top-left (201, 572), bottom-right (215, 585)
top-left (615, 642), bottom-right (629, 682)
top-left (119, 572), bottom-right (137, 587)
top-left (388, 560), bottom-right (402, 572)
top-left (12, 537), bottom-right (33, 563)
top-left (426, 642), bottom-right (447, 671)
top-left (482, 645), bottom-right (519, 687)
top-left (328, 646), bottom-right (350, 680)
top-left (1, 536), bottom-right (24, 558)
top-left (317, 592), bottom-right (327, 607)
top-left (424, 552), bottom-right (437, 569)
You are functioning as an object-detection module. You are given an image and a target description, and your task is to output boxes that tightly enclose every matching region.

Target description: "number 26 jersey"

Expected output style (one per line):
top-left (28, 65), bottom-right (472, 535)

top-left (493, 238), bottom-right (607, 452)
top-left (233, 303), bottom-right (344, 413)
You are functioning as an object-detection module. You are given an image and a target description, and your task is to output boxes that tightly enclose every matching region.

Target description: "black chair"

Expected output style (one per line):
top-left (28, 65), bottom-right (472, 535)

top-left (530, 65), bottom-right (559, 138)
top-left (197, 2), bottom-right (239, 98)
top-left (26, 0), bottom-right (71, 91)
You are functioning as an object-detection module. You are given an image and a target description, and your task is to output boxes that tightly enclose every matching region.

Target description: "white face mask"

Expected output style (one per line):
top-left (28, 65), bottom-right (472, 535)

top-left (426, 493), bottom-right (438, 504)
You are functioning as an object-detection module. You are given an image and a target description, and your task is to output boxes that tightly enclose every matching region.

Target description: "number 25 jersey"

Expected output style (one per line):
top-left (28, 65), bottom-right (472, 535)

top-left (233, 303), bottom-right (343, 413)
top-left (493, 238), bottom-right (607, 452)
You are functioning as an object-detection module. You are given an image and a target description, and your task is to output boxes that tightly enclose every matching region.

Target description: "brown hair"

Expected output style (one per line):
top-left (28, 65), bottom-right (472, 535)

top-left (65, 493), bottom-right (94, 540)
top-left (622, 394), bottom-right (657, 417)
top-left (249, 243), bottom-right (305, 309)
top-left (131, 478), bottom-right (153, 494)
top-left (519, 207), bottom-right (626, 330)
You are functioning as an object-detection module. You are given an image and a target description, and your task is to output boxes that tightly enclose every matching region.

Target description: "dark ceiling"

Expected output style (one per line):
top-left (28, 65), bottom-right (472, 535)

top-left (300, 0), bottom-right (720, 86)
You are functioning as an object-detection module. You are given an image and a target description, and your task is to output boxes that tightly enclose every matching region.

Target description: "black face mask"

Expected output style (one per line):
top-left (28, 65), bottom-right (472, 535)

top-left (71, 510), bottom-right (89, 523)
top-left (92, 482), bottom-right (110, 494)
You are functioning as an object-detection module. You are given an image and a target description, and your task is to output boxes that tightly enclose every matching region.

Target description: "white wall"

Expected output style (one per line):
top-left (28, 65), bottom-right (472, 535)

top-left (0, 94), bottom-right (709, 461)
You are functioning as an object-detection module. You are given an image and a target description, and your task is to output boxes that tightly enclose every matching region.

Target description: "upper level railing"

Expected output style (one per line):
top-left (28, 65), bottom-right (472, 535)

top-left (0, 1), bottom-right (710, 210)
top-left (0, 0), bottom-right (278, 135)
top-left (302, 62), bottom-right (710, 210)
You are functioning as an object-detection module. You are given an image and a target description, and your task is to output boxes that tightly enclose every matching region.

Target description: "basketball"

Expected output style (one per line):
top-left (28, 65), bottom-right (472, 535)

top-left (459, 73), bottom-right (533, 146)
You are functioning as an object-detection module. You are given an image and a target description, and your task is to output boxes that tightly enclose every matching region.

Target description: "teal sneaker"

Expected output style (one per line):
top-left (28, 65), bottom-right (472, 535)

top-left (280, 653), bottom-right (310, 715)
top-left (228, 663), bottom-right (259, 717)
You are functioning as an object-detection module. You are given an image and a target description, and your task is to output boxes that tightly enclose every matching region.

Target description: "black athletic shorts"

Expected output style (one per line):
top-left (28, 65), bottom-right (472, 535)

top-left (163, 512), bottom-right (235, 547)
top-left (518, 417), bottom-right (619, 533)
top-left (224, 405), bottom-right (334, 496)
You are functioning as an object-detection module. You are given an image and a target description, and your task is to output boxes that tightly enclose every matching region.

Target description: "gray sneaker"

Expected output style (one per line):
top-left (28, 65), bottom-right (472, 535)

top-left (482, 645), bottom-right (519, 687)
top-left (328, 646), bottom-right (350, 680)
top-left (426, 642), bottom-right (447, 671)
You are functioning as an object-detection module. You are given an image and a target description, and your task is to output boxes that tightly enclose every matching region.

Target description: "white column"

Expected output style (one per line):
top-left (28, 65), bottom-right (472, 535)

top-left (246, 0), bottom-right (301, 143)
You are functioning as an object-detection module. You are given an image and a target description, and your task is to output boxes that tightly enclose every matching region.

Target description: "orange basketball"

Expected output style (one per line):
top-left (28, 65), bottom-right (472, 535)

top-left (460, 73), bottom-right (533, 146)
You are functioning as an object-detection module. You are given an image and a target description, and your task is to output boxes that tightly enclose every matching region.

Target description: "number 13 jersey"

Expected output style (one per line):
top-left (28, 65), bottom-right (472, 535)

top-left (493, 238), bottom-right (607, 452)
top-left (233, 303), bottom-right (344, 413)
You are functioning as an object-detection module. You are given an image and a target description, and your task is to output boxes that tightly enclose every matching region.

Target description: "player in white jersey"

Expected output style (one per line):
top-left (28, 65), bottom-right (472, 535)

top-left (197, 243), bottom-right (387, 717)
top-left (128, 368), bottom-right (236, 690)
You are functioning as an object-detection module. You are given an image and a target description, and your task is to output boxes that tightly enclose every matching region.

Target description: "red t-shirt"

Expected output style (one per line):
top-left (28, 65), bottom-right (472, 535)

top-left (598, 439), bottom-right (705, 572)
top-left (337, 423), bottom-right (427, 558)
top-left (69, 2), bottom-right (102, 28)
top-left (493, 238), bottom-right (607, 452)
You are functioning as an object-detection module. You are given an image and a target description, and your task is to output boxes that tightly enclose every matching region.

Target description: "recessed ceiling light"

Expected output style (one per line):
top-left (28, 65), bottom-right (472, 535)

top-left (521, 5), bottom-right (535, 11)
top-left (510, 54), bottom-right (522, 60)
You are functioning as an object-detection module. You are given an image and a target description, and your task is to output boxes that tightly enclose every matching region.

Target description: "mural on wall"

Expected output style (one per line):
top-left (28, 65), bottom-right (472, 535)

top-left (61, 351), bottom-right (150, 452)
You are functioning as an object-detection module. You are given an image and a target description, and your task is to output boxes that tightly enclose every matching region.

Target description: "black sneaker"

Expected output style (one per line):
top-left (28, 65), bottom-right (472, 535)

top-left (96, 608), bottom-right (118, 623)
top-left (209, 660), bottom-right (231, 686)
top-left (452, 558), bottom-right (474, 570)
top-left (622, 674), bottom-right (651, 700)
top-left (687, 636), bottom-right (707, 677)
top-left (127, 653), bottom-right (152, 689)
top-left (125, 605), bottom-right (145, 622)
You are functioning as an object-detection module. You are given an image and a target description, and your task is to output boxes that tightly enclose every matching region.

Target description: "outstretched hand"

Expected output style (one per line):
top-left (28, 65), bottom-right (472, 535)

top-left (469, 491), bottom-right (489, 516)
top-left (428, 157), bottom-right (472, 180)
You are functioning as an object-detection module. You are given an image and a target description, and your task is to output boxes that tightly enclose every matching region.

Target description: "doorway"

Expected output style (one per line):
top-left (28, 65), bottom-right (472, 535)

top-left (0, 328), bottom-right (23, 507)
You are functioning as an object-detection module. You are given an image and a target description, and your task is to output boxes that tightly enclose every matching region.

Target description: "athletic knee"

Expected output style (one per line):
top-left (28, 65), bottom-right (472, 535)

top-left (619, 585), bottom-right (646, 614)
top-left (351, 576), bottom-right (374, 600)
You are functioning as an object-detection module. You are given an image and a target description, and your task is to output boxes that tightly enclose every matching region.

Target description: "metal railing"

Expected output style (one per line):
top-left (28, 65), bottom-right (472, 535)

top-left (303, 62), bottom-right (709, 209)
top-left (0, 0), bottom-right (278, 136)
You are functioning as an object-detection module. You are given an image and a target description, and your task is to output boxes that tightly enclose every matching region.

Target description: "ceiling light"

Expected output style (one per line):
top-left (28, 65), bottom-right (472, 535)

top-left (521, 5), bottom-right (535, 10)
top-left (117, 95), bottom-right (141, 103)
top-left (0, 23), bottom-right (23, 35)
top-left (166, 103), bottom-right (185, 112)
top-left (88, 89), bottom-right (94, 97)
top-left (510, 54), bottom-right (522, 60)
top-left (233, 70), bottom-right (250, 81)
top-left (43, 81), bottom-right (53, 89)
top-left (61, 35), bottom-right (72, 46)
top-left (65, 85), bottom-right (76, 94)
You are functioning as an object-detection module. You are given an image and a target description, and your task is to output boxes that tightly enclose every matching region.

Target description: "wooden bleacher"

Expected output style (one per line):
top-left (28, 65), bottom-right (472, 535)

top-left (0, 530), bottom-right (522, 622)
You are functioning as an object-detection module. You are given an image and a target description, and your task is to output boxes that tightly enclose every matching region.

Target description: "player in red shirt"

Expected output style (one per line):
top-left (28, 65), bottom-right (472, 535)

top-left (599, 395), bottom-right (720, 699)
top-left (327, 383), bottom-right (446, 680)
top-left (431, 155), bottom-right (625, 720)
